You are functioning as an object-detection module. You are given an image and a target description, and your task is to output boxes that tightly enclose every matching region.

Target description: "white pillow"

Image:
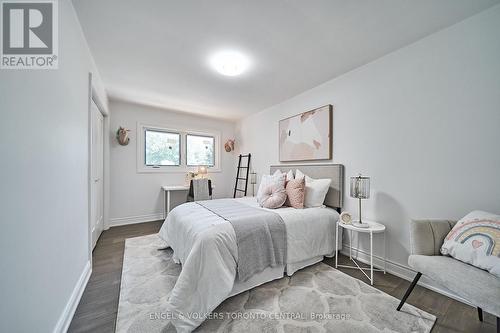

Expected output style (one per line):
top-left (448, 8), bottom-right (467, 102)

top-left (295, 169), bottom-right (331, 208)
top-left (441, 210), bottom-right (500, 277)
top-left (256, 172), bottom-right (286, 202)
top-left (273, 169), bottom-right (294, 181)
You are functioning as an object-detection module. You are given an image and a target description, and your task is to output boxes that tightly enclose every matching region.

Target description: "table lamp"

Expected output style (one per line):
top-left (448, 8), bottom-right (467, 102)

top-left (350, 174), bottom-right (370, 228)
top-left (250, 171), bottom-right (257, 196)
top-left (197, 166), bottom-right (208, 179)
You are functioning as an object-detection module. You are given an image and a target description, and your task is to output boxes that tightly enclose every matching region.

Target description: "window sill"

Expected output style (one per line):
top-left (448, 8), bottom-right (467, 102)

top-left (137, 167), bottom-right (222, 174)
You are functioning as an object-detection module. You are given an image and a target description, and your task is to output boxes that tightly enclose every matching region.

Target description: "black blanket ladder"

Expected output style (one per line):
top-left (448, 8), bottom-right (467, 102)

top-left (233, 154), bottom-right (251, 198)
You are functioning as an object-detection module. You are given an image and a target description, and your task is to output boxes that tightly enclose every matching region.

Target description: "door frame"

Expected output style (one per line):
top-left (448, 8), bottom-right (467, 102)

top-left (87, 73), bottom-right (109, 259)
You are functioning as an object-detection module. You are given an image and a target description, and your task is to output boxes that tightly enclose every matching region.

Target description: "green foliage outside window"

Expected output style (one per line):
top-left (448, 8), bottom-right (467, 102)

top-left (187, 134), bottom-right (215, 166)
top-left (145, 130), bottom-right (180, 166)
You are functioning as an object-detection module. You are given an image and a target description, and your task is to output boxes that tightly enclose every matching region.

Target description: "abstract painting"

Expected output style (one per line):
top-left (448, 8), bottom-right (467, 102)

top-left (279, 105), bottom-right (332, 161)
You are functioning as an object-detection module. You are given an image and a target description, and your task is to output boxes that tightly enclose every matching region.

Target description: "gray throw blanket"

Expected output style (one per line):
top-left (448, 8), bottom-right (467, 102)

top-left (197, 199), bottom-right (286, 281)
top-left (192, 179), bottom-right (210, 200)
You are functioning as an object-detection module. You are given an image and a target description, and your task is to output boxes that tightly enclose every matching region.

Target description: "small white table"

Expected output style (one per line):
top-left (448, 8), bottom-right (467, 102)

top-left (162, 185), bottom-right (189, 219)
top-left (335, 220), bottom-right (386, 285)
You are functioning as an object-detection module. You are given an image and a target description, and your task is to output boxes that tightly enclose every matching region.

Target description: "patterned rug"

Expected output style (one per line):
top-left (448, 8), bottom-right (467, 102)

top-left (116, 234), bottom-right (436, 333)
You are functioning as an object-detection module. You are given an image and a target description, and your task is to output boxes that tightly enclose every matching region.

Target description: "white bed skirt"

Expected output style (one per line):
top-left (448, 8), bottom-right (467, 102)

top-left (229, 265), bottom-right (285, 297)
top-left (229, 250), bottom-right (339, 298)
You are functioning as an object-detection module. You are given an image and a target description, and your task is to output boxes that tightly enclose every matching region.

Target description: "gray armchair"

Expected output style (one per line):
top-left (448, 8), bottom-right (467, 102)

top-left (397, 219), bottom-right (500, 332)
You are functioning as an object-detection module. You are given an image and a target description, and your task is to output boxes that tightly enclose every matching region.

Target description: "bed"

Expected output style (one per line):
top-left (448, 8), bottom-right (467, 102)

top-left (157, 164), bottom-right (344, 332)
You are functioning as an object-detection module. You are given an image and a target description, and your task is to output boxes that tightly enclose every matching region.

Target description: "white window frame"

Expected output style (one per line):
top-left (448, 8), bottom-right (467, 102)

top-left (186, 133), bottom-right (216, 167)
top-left (144, 128), bottom-right (181, 167)
top-left (137, 122), bottom-right (221, 173)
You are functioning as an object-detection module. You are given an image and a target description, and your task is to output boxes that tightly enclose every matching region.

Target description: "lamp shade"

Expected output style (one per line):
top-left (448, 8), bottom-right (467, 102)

top-left (197, 166), bottom-right (208, 175)
top-left (350, 175), bottom-right (370, 199)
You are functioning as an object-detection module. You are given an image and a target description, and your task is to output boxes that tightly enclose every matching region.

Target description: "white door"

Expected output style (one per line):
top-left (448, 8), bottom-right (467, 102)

top-left (90, 99), bottom-right (104, 249)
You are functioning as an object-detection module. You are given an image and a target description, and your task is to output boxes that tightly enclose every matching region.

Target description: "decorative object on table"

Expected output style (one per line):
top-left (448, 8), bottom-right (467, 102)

top-left (224, 139), bottom-right (235, 152)
top-left (197, 166), bottom-right (208, 179)
top-left (279, 105), bottom-right (332, 162)
top-left (250, 171), bottom-right (257, 196)
top-left (340, 211), bottom-right (352, 224)
top-left (350, 174), bottom-right (370, 228)
top-left (116, 127), bottom-right (130, 146)
top-left (185, 171), bottom-right (198, 185)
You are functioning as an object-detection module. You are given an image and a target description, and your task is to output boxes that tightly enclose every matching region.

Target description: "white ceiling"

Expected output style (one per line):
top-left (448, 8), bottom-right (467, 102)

top-left (73, 0), bottom-right (499, 120)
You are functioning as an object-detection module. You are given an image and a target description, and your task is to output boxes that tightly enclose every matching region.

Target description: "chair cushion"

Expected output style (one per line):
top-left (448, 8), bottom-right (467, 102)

top-left (409, 255), bottom-right (500, 316)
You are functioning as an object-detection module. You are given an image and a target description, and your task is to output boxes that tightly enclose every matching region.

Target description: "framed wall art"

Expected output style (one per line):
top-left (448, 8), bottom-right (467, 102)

top-left (279, 104), bottom-right (332, 162)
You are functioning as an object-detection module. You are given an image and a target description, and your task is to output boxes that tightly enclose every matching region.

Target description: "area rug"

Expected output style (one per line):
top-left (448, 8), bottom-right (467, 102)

top-left (116, 234), bottom-right (436, 333)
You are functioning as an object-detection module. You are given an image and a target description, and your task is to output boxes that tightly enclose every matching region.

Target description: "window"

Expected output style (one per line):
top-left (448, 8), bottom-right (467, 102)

top-left (137, 123), bottom-right (220, 173)
top-left (144, 129), bottom-right (180, 166)
top-left (186, 134), bottom-right (215, 166)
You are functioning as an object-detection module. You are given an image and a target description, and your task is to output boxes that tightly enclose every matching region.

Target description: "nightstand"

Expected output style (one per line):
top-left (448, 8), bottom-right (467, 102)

top-left (335, 220), bottom-right (386, 285)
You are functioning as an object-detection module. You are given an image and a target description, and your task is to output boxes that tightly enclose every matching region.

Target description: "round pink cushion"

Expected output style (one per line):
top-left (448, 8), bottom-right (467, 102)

top-left (259, 184), bottom-right (287, 209)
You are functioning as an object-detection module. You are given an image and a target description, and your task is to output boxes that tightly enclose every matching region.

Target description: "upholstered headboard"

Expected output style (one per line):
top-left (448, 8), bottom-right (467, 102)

top-left (269, 164), bottom-right (344, 210)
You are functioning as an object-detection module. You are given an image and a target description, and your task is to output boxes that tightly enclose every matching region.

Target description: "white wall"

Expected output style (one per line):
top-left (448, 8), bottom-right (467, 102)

top-left (109, 100), bottom-right (237, 225)
top-left (236, 5), bottom-right (500, 282)
top-left (0, 1), bottom-right (108, 332)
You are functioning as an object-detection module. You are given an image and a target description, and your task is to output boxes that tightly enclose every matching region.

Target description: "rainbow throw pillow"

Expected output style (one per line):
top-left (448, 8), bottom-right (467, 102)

top-left (441, 210), bottom-right (500, 277)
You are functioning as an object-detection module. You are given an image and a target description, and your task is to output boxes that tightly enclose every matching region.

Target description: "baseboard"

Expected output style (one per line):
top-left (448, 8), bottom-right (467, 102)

top-left (108, 213), bottom-right (164, 228)
top-left (340, 243), bottom-right (472, 307)
top-left (53, 261), bottom-right (91, 333)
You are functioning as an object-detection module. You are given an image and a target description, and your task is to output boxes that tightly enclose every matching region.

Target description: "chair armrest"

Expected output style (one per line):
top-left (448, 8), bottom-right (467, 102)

top-left (410, 219), bottom-right (457, 256)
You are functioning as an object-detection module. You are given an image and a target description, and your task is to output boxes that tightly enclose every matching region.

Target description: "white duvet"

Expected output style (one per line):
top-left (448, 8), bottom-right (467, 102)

top-left (158, 197), bottom-right (339, 332)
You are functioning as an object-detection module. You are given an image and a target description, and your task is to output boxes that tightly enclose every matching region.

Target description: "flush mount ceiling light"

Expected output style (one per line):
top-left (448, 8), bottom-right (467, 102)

top-left (209, 50), bottom-right (250, 76)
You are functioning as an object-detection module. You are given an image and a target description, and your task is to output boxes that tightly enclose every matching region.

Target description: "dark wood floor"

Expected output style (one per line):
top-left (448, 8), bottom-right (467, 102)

top-left (69, 221), bottom-right (497, 333)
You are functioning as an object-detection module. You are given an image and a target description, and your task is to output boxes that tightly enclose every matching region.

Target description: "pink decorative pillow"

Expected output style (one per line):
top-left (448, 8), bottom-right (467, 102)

top-left (284, 177), bottom-right (305, 208)
top-left (256, 173), bottom-right (285, 203)
top-left (259, 184), bottom-right (287, 209)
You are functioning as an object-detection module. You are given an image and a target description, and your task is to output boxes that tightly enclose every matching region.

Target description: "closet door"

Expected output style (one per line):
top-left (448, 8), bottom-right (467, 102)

top-left (90, 99), bottom-right (104, 249)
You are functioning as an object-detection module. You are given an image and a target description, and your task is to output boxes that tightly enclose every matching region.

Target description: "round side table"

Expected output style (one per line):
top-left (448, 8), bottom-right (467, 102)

top-left (335, 220), bottom-right (386, 285)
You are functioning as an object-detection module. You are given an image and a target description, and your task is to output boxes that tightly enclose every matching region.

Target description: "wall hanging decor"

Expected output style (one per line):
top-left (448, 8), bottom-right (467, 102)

top-left (279, 105), bottom-right (332, 161)
top-left (116, 127), bottom-right (130, 146)
top-left (224, 139), bottom-right (235, 152)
